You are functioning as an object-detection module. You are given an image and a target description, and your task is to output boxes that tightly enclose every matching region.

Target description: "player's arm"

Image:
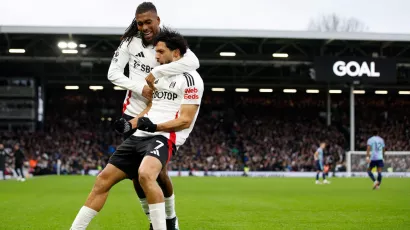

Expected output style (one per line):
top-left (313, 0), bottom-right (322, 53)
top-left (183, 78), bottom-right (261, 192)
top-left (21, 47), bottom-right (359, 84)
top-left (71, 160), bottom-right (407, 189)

top-left (146, 49), bottom-right (199, 89)
top-left (137, 104), bottom-right (199, 133)
top-left (151, 49), bottom-right (199, 79)
top-left (366, 145), bottom-right (371, 162)
top-left (107, 41), bottom-right (145, 96)
top-left (314, 151), bottom-right (318, 160)
top-left (366, 137), bottom-right (373, 160)
top-left (156, 104), bottom-right (199, 132)
top-left (129, 101), bottom-right (153, 129)
top-left (138, 73), bottom-right (203, 133)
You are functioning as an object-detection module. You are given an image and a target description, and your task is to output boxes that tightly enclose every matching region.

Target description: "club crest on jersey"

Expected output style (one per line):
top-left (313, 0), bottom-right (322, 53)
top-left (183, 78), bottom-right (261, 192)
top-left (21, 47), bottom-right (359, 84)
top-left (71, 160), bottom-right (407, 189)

top-left (169, 82), bottom-right (176, 89)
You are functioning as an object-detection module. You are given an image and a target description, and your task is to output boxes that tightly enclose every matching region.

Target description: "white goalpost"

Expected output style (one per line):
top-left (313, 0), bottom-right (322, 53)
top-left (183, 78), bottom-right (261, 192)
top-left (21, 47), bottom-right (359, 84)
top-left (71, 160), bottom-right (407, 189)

top-left (346, 151), bottom-right (410, 177)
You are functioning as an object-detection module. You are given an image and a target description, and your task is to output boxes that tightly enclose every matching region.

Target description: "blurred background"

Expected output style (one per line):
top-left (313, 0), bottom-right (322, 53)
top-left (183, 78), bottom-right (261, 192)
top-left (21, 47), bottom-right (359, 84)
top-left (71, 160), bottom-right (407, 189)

top-left (1, 0), bottom-right (410, 179)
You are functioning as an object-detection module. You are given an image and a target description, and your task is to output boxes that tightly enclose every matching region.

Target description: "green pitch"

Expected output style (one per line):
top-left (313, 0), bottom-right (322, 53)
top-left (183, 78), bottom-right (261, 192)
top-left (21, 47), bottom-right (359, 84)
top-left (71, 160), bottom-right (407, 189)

top-left (1, 176), bottom-right (409, 230)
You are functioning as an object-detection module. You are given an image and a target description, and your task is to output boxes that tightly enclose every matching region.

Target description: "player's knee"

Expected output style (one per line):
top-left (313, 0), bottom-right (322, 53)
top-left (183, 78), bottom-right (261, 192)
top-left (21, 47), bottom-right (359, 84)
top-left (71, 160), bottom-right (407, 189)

top-left (138, 169), bottom-right (156, 187)
top-left (157, 167), bottom-right (169, 181)
top-left (132, 179), bottom-right (146, 198)
top-left (94, 171), bottom-right (112, 193)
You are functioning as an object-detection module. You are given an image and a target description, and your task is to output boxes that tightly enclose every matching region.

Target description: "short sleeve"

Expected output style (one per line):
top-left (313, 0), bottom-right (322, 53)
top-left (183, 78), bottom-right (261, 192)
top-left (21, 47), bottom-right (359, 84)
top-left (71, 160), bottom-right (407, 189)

top-left (180, 72), bottom-right (203, 105)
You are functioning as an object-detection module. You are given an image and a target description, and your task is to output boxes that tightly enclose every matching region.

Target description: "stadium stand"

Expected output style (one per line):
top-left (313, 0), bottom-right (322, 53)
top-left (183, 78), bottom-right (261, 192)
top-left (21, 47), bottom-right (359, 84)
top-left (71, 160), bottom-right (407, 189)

top-left (1, 90), bottom-right (409, 176)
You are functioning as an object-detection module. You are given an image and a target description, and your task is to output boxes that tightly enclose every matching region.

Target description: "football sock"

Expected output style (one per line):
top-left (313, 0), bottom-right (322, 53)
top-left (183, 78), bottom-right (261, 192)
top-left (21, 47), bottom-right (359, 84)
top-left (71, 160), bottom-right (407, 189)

top-left (149, 203), bottom-right (166, 230)
top-left (70, 206), bottom-right (98, 230)
top-left (165, 194), bottom-right (176, 219)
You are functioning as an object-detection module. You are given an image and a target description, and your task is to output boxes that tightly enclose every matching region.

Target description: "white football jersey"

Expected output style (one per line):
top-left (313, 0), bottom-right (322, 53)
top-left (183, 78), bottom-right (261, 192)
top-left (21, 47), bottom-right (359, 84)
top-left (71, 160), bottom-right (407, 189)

top-left (134, 70), bottom-right (204, 147)
top-left (108, 35), bottom-right (200, 117)
top-left (108, 36), bottom-right (156, 116)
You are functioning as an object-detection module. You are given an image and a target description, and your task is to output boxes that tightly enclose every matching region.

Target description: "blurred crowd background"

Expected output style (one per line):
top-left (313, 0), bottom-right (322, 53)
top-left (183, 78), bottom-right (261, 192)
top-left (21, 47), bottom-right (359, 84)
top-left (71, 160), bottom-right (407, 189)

top-left (1, 88), bottom-right (409, 178)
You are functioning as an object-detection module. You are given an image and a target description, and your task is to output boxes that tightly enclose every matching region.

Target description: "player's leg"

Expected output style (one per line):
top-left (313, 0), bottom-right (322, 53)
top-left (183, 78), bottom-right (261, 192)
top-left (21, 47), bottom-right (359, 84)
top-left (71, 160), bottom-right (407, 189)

top-left (157, 167), bottom-right (179, 230)
top-left (367, 161), bottom-right (377, 183)
top-left (139, 136), bottom-right (175, 230)
top-left (122, 114), bottom-right (156, 228)
top-left (315, 161), bottom-right (321, 184)
top-left (139, 156), bottom-right (166, 230)
top-left (18, 165), bottom-right (25, 181)
top-left (133, 165), bottom-right (178, 230)
top-left (70, 164), bottom-right (127, 230)
top-left (315, 170), bottom-right (321, 184)
top-left (14, 164), bottom-right (21, 181)
top-left (376, 160), bottom-right (384, 188)
top-left (71, 136), bottom-right (139, 230)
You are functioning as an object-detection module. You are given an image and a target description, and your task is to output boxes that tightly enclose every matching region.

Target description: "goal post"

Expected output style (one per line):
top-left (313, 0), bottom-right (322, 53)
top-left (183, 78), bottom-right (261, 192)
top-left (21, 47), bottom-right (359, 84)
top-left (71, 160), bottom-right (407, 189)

top-left (346, 151), bottom-right (410, 177)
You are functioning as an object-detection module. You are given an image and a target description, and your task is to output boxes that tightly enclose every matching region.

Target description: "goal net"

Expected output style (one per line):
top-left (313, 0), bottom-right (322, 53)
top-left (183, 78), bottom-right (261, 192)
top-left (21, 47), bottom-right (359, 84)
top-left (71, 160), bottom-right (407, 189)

top-left (346, 151), bottom-right (410, 177)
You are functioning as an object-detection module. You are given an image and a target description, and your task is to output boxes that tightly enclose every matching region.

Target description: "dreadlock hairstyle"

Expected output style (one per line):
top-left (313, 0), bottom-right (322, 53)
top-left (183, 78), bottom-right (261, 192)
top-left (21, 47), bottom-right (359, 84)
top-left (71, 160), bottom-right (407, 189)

top-left (121, 2), bottom-right (158, 44)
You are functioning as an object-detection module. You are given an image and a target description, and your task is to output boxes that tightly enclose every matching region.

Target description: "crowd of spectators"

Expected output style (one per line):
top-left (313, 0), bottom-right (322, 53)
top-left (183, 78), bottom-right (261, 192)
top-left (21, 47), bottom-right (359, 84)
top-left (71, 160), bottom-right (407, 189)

top-left (1, 90), bottom-right (409, 176)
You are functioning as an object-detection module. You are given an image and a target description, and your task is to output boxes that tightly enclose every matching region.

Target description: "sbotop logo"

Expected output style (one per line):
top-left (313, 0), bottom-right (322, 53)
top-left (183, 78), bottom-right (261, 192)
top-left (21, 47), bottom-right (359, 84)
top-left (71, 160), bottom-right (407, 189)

top-left (333, 61), bottom-right (380, 77)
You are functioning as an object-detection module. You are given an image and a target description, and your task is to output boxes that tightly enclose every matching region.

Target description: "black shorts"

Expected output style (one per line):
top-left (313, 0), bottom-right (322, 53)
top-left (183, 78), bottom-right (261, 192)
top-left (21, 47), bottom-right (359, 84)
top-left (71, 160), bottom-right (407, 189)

top-left (108, 135), bottom-right (175, 179)
top-left (369, 160), bottom-right (384, 169)
top-left (122, 113), bottom-right (137, 140)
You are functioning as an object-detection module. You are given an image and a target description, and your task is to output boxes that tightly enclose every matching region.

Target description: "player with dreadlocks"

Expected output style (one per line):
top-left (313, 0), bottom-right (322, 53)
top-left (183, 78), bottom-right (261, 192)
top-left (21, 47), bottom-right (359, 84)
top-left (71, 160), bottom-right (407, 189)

top-left (70, 2), bottom-right (199, 230)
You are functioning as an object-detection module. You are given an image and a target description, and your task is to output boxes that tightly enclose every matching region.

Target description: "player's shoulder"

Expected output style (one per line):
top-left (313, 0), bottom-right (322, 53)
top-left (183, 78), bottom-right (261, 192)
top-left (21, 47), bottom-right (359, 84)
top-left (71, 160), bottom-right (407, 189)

top-left (176, 71), bottom-right (203, 89)
top-left (367, 136), bottom-right (376, 142)
top-left (119, 35), bottom-right (145, 50)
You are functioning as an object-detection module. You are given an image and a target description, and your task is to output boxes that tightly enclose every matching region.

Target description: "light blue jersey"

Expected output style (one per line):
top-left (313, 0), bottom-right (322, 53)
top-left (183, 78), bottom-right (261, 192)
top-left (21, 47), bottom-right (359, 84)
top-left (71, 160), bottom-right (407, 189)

top-left (316, 147), bottom-right (324, 165)
top-left (367, 136), bottom-right (385, 161)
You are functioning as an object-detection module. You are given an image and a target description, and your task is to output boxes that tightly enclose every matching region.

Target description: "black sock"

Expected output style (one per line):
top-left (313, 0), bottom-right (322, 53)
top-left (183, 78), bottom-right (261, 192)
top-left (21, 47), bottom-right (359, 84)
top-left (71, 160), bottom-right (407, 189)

top-left (322, 173), bottom-right (326, 180)
top-left (367, 171), bottom-right (376, 182)
top-left (377, 172), bottom-right (382, 185)
top-left (316, 173), bottom-right (319, 180)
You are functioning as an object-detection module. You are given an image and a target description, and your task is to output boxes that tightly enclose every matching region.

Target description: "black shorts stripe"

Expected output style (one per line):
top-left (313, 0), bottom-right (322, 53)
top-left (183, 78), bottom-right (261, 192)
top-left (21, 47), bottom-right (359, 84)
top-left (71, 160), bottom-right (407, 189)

top-left (183, 72), bottom-right (195, 87)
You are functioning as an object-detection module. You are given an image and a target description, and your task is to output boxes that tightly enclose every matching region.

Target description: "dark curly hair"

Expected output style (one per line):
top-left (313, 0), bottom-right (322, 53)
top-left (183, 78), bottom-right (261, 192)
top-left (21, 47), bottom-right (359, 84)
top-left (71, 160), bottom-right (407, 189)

top-left (153, 27), bottom-right (188, 56)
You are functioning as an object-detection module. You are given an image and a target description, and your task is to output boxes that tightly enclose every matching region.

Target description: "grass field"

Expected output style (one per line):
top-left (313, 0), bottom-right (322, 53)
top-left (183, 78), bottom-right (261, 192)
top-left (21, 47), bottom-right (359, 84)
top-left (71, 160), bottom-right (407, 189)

top-left (1, 176), bottom-right (410, 230)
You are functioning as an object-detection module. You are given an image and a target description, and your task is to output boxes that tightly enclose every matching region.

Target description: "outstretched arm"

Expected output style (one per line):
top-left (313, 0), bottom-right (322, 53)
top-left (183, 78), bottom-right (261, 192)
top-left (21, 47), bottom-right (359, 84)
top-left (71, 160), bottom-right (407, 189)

top-left (151, 49), bottom-right (200, 79)
top-left (146, 49), bottom-right (200, 89)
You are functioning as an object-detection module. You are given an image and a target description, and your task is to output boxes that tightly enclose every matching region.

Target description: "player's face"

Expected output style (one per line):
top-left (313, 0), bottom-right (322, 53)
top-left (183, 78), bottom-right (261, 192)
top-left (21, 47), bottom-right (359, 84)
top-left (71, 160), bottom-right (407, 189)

top-left (136, 11), bottom-right (160, 43)
top-left (321, 143), bottom-right (326, 149)
top-left (155, 42), bottom-right (174, 64)
top-left (0, 144), bottom-right (3, 149)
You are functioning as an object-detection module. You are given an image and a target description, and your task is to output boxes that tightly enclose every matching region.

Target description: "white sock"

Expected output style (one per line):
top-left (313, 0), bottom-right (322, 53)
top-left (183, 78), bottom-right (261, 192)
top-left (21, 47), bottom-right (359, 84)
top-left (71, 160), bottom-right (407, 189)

top-left (149, 203), bottom-right (166, 230)
top-left (139, 198), bottom-right (151, 222)
top-left (164, 194), bottom-right (176, 219)
top-left (70, 206), bottom-right (98, 230)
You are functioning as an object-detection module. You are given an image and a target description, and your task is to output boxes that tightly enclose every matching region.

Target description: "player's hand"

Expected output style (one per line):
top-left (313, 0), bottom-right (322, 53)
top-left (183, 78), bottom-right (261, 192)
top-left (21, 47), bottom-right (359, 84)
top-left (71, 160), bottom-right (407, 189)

top-left (145, 73), bottom-right (157, 91)
top-left (142, 85), bottom-right (153, 101)
top-left (366, 157), bottom-right (370, 163)
top-left (137, 117), bottom-right (157, 133)
top-left (114, 118), bottom-right (132, 134)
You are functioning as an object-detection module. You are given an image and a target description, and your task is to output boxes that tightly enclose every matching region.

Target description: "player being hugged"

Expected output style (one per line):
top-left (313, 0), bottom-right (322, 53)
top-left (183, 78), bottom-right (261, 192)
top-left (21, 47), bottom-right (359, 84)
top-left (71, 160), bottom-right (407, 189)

top-left (70, 27), bottom-right (203, 230)
top-left (366, 130), bottom-right (385, 190)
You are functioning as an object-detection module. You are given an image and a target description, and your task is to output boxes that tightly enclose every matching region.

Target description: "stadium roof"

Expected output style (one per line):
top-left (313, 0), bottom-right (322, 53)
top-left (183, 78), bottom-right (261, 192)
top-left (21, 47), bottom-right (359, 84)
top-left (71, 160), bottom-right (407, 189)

top-left (1, 33), bottom-right (410, 87)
